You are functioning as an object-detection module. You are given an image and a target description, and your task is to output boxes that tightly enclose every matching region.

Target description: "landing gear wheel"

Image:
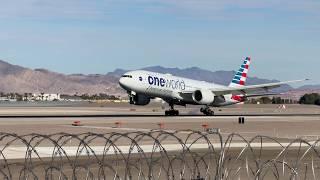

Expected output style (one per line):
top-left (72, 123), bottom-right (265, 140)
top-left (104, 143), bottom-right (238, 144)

top-left (165, 103), bottom-right (179, 116)
top-left (165, 110), bottom-right (179, 116)
top-left (201, 106), bottom-right (215, 116)
top-left (207, 109), bottom-right (214, 116)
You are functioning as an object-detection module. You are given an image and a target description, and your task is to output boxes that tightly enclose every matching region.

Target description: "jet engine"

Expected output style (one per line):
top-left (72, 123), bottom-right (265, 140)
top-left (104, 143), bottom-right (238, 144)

top-left (192, 89), bottom-right (215, 105)
top-left (130, 94), bottom-right (151, 106)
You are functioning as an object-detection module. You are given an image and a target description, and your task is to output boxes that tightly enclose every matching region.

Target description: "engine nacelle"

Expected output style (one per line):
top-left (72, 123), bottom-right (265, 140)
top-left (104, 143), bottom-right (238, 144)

top-left (130, 94), bottom-right (151, 106)
top-left (192, 89), bottom-right (215, 105)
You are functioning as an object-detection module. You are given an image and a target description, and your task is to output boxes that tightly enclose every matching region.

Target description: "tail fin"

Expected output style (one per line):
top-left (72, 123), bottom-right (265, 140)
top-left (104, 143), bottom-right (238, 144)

top-left (229, 57), bottom-right (251, 87)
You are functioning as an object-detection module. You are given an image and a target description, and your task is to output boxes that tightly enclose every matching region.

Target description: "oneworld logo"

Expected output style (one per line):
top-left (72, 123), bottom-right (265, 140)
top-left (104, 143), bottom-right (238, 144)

top-left (147, 76), bottom-right (186, 90)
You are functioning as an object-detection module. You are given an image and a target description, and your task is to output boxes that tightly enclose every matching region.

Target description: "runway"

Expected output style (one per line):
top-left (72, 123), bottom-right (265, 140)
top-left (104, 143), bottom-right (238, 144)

top-left (0, 104), bottom-right (318, 179)
top-left (0, 104), bottom-right (318, 152)
top-left (0, 113), bottom-right (319, 118)
top-left (0, 104), bottom-right (317, 138)
top-left (0, 103), bottom-right (318, 118)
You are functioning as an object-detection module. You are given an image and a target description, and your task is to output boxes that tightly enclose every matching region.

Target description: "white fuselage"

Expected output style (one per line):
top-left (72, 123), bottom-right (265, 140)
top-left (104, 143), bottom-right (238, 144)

top-left (119, 70), bottom-right (242, 107)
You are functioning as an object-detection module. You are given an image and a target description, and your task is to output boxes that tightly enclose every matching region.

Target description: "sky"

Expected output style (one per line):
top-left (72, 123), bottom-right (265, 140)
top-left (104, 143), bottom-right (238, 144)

top-left (0, 0), bottom-right (319, 84)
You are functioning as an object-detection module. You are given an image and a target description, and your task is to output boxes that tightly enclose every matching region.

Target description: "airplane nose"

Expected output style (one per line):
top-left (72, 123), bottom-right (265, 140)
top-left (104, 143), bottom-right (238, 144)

top-left (119, 77), bottom-right (128, 90)
top-left (119, 77), bottom-right (124, 86)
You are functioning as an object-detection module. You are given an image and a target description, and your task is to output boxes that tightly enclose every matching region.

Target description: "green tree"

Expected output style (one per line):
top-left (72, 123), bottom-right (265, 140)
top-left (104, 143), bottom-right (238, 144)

top-left (259, 97), bottom-right (272, 104)
top-left (272, 97), bottom-right (283, 104)
top-left (299, 93), bottom-right (320, 105)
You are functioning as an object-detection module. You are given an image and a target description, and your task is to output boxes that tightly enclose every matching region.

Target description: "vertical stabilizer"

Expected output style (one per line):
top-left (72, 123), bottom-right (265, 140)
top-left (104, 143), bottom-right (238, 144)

top-left (229, 57), bottom-right (251, 87)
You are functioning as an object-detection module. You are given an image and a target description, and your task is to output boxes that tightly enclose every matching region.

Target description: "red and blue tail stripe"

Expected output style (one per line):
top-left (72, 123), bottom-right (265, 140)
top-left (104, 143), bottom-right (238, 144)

top-left (229, 57), bottom-right (251, 87)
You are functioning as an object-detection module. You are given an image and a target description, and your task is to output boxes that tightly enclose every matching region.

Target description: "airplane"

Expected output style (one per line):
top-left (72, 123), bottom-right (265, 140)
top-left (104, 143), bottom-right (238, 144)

top-left (119, 57), bottom-right (307, 116)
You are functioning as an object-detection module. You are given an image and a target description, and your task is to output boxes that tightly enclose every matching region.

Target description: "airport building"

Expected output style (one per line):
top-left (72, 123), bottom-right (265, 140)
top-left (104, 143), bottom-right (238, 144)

top-left (30, 93), bottom-right (61, 101)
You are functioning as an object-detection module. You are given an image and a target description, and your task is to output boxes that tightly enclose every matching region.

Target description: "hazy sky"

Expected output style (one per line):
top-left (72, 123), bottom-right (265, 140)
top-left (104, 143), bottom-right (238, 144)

top-left (0, 0), bottom-right (319, 84)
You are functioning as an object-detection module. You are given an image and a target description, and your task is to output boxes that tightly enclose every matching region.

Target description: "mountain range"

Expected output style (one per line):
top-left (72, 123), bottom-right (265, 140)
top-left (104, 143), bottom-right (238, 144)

top-left (0, 60), bottom-right (317, 96)
top-left (0, 60), bottom-right (120, 95)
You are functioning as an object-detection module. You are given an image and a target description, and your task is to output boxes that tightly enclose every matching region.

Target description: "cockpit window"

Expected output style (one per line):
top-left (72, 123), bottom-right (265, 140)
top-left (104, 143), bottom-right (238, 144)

top-left (122, 75), bottom-right (132, 78)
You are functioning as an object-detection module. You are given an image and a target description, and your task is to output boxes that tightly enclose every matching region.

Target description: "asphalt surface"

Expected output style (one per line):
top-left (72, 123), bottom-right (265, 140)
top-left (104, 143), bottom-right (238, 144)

top-left (0, 103), bottom-right (318, 179)
top-left (0, 103), bottom-right (317, 139)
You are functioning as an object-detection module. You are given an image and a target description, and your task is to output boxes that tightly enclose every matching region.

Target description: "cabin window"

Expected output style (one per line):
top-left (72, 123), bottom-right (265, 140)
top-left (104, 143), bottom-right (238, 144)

top-left (122, 75), bottom-right (132, 78)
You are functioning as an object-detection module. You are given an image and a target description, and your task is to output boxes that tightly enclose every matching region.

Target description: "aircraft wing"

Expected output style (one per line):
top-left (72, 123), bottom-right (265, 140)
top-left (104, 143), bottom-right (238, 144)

top-left (244, 93), bottom-right (279, 98)
top-left (210, 79), bottom-right (308, 96)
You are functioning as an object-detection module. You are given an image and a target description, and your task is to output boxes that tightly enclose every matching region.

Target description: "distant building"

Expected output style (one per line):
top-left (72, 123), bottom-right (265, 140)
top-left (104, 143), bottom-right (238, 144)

top-left (60, 94), bottom-right (84, 102)
top-left (0, 97), bottom-right (8, 101)
top-left (32, 93), bottom-right (61, 101)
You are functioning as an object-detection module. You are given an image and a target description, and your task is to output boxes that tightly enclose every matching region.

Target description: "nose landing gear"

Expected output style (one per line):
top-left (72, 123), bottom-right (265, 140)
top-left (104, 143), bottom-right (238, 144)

top-left (200, 106), bottom-right (214, 116)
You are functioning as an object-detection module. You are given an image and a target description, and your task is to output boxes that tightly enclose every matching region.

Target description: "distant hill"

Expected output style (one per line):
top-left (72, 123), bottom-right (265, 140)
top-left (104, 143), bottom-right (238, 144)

top-left (0, 60), bottom-right (121, 95)
top-left (0, 59), bottom-right (312, 96)
top-left (298, 85), bottom-right (320, 90)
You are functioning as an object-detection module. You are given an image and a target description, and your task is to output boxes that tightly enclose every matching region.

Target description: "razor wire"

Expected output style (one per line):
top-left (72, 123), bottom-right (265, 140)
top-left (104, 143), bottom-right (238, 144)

top-left (0, 130), bottom-right (319, 179)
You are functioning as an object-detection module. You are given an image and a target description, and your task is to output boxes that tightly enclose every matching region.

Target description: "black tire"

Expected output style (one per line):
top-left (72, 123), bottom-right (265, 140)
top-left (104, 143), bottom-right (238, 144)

top-left (165, 110), bottom-right (179, 116)
top-left (206, 109), bottom-right (214, 116)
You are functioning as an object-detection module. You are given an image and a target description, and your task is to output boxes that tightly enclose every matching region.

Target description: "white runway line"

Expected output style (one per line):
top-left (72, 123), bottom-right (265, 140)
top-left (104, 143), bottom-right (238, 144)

top-left (178, 116), bottom-right (284, 119)
top-left (221, 131), bottom-right (268, 135)
top-left (71, 125), bottom-right (156, 132)
top-left (62, 125), bottom-right (203, 135)
top-left (1, 142), bottom-right (314, 160)
top-left (63, 125), bottom-right (182, 133)
top-left (62, 125), bottom-right (274, 135)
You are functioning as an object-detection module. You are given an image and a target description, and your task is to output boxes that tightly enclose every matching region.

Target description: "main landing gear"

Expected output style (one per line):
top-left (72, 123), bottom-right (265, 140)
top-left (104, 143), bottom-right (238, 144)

top-left (165, 104), bottom-right (179, 116)
top-left (200, 106), bottom-right (214, 116)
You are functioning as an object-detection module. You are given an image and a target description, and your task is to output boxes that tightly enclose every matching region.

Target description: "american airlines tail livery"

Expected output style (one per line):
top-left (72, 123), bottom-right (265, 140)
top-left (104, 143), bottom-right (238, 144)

top-left (119, 57), bottom-right (307, 116)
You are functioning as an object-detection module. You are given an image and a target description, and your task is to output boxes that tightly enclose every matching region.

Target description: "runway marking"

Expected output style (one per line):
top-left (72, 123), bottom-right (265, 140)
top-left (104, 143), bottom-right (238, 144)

top-left (71, 125), bottom-right (155, 132)
top-left (1, 142), bottom-right (314, 160)
top-left (176, 116), bottom-right (320, 122)
top-left (177, 116), bottom-right (285, 119)
top-left (62, 125), bottom-right (196, 134)
top-left (0, 113), bottom-right (319, 118)
top-left (63, 125), bottom-right (280, 136)
top-left (221, 131), bottom-right (269, 134)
